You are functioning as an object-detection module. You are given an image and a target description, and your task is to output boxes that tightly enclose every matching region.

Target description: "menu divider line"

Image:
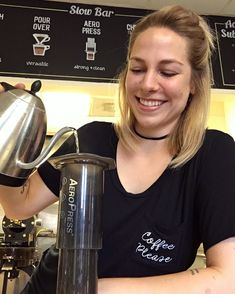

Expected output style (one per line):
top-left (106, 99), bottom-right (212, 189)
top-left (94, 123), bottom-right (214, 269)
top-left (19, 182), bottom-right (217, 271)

top-left (0, 3), bottom-right (68, 12)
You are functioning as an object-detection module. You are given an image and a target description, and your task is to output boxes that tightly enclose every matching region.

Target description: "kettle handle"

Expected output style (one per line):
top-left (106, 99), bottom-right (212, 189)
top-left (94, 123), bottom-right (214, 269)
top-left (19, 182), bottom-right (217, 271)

top-left (1, 80), bottom-right (42, 94)
top-left (0, 82), bottom-right (16, 91)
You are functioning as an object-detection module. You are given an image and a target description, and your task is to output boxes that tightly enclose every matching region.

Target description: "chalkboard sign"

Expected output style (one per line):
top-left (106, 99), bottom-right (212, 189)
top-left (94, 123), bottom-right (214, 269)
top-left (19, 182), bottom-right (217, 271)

top-left (0, 0), bottom-right (234, 89)
top-left (207, 16), bottom-right (235, 89)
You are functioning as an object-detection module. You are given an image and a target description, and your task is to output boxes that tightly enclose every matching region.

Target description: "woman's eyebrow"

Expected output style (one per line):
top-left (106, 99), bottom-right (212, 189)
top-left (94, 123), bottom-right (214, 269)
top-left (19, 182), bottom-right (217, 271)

top-left (129, 56), bottom-right (144, 63)
top-left (159, 59), bottom-right (184, 66)
top-left (129, 56), bottom-right (184, 66)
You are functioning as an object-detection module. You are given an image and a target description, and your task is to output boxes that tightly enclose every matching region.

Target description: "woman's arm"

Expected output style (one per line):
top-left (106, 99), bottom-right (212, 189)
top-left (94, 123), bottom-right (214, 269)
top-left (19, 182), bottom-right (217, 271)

top-left (98, 237), bottom-right (235, 294)
top-left (0, 171), bottom-right (58, 220)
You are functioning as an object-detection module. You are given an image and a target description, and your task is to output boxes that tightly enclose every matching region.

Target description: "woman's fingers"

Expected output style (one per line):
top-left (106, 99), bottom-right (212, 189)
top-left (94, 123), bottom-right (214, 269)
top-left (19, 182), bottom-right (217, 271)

top-left (14, 83), bottom-right (26, 89)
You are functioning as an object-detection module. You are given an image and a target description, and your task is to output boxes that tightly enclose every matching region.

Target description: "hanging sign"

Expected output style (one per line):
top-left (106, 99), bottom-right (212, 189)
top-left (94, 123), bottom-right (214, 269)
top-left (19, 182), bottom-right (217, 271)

top-left (0, 0), bottom-right (234, 89)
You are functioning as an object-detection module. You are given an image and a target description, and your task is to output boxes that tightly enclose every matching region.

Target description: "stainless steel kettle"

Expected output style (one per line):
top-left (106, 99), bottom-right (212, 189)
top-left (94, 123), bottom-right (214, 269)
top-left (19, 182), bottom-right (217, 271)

top-left (0, 80), bottom-right (76, 186)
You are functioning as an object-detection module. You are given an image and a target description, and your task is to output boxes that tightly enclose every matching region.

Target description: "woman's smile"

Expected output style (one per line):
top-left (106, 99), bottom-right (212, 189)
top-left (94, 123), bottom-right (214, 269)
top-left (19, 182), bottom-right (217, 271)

top-left (138, 98), bottom-right (165, 107)
top-left (136, 97), bottom-right (167, 113)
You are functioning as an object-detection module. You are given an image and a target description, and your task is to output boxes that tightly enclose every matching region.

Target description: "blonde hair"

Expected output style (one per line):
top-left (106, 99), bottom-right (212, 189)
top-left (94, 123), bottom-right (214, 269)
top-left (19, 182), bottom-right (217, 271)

top-left (115, 5), bottom-right (215, 168)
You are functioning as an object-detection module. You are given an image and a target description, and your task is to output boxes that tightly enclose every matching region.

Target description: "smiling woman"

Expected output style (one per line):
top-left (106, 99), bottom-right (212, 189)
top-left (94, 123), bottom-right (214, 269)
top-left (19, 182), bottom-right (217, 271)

top-left (116, 5), bottom-right (214, 168)
top-left (0, 4), bottom-right (235, 294)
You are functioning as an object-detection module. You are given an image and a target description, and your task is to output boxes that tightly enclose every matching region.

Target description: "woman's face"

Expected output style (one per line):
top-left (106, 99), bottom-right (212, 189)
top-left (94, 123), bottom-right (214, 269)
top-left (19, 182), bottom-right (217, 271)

top-left (125, 27), bottom-right (194, 136)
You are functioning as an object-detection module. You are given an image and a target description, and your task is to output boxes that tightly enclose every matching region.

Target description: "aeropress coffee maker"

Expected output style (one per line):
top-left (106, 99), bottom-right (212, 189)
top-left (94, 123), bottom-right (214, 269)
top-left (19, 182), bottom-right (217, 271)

top-left (0, 80), bottom-right (115, 293)
top-left (49, 152), bottom-right (115, 294)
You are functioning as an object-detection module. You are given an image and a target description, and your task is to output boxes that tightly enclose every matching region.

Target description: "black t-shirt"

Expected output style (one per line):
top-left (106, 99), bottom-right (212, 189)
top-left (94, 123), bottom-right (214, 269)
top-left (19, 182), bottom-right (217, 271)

top-left (38, 121), bottom-right (235, 278)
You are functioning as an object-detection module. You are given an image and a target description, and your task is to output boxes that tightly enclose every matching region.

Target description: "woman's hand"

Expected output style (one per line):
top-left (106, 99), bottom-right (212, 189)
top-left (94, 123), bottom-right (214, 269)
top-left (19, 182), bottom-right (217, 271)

top-left (14, 83), bottom-right (26, 89)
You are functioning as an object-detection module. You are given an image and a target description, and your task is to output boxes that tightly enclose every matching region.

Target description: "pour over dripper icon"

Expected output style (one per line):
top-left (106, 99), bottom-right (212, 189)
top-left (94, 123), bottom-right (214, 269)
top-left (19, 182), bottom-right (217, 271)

top-left (33, 33), bottom-right (50, 56)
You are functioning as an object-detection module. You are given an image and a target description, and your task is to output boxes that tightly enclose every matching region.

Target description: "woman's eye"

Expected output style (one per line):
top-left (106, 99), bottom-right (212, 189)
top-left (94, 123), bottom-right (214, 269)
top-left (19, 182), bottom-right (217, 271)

top-left (160, 71), bottom-right (177, 77)
top-left (130, 68), bottom-right (145, 73)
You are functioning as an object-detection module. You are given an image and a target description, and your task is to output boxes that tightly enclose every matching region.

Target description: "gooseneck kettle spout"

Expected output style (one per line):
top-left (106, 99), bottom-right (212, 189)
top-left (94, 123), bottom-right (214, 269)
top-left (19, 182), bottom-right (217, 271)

top-left (17, 126), bottom-right (76, 170)
top-left (0, 80), bottom-right (76, 187)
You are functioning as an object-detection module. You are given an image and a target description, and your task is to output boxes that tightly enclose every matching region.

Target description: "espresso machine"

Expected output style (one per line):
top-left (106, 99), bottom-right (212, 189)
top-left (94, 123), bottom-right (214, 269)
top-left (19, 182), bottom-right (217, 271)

top-left (0, 81), bottom-right (115, 293)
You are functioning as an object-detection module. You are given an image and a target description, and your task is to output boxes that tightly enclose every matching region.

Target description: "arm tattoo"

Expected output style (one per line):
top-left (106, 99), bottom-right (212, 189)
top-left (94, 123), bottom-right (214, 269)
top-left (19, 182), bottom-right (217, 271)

top-left (190, 268), bottom-right (200, 275)
top-left (20, 180), bottom-right (29, 194)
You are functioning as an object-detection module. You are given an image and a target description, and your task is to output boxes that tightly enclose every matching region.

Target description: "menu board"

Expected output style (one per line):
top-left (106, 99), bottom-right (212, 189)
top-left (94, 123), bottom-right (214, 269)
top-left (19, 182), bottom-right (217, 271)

top-left (0, 0), bottom-right (149, 82)
top-left (208, 16), bottom-right (235, 89)
top-left (0, 0), bottom-right (234, 89)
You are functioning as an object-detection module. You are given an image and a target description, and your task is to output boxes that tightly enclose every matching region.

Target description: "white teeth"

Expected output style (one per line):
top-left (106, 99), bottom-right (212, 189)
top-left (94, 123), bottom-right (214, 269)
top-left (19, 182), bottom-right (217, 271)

top-left (139, 98), bottom-right (163, 107)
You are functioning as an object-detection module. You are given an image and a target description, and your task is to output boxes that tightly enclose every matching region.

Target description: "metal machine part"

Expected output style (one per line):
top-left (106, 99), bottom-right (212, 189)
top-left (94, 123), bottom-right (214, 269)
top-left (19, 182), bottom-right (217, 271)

top-left (49, 153), bottom-right (115, 294)
top-left (0, 216), bottom-right (39, 294)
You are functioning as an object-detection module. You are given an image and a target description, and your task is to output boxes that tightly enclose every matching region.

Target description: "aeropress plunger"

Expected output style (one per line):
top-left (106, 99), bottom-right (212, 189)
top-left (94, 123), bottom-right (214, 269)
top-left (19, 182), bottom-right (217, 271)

top-left (49, 153), bottom-right (115, 294)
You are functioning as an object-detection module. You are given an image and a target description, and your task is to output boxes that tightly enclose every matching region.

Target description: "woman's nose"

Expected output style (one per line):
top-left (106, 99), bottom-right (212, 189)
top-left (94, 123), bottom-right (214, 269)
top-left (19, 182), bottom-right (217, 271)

top-left (141, 71), bottom-right (160, 92)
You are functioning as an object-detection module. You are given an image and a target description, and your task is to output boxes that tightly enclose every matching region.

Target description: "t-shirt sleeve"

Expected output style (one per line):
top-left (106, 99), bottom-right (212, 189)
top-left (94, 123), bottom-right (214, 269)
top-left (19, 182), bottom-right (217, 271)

top-left (196, 131), bottom-right (235, 252)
